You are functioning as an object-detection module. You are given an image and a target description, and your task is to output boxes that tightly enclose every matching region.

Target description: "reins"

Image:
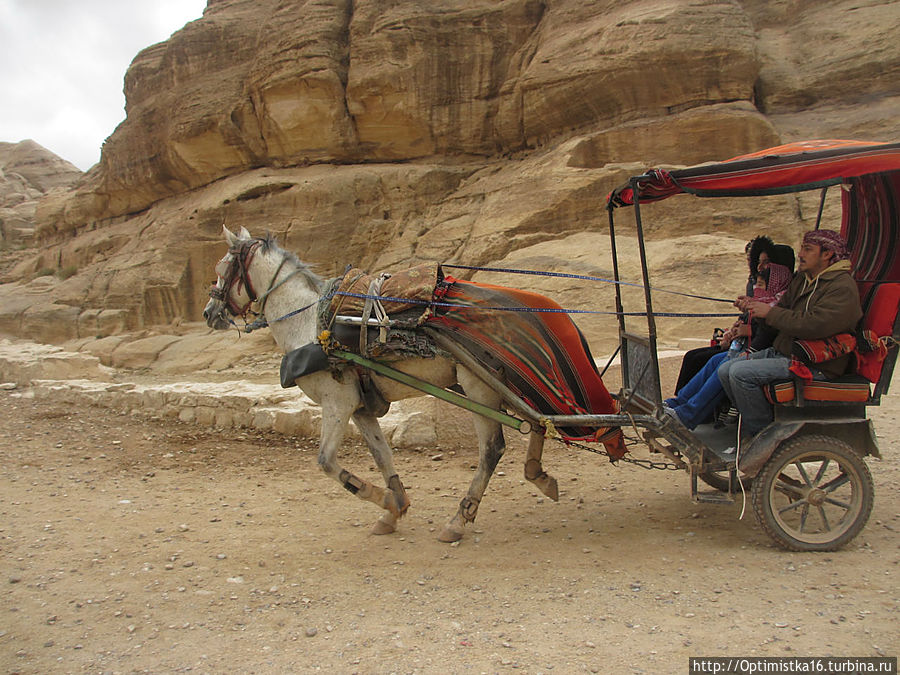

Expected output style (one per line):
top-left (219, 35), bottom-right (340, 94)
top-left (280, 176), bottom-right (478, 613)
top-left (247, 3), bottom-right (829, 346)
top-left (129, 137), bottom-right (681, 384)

top-left (441, 263), bottom-right (736, 304)
top-left (210, 243), bottom-right (743, 334)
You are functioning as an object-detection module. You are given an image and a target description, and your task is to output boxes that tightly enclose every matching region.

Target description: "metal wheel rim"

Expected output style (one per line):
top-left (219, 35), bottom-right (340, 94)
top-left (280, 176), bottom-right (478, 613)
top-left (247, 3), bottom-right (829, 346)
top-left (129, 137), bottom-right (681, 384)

top-left (767, 450), bottom-right (865, 545)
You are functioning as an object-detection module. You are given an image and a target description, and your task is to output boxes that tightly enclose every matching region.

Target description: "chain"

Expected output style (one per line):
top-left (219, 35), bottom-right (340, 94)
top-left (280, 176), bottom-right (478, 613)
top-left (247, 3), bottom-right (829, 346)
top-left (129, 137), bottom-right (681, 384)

top-left (556, 435), bottom-right (683, 471)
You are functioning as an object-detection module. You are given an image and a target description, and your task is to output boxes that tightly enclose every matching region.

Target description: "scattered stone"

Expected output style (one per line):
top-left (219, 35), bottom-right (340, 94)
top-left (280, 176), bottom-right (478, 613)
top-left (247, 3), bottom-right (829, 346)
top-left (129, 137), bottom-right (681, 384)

top-left (305, 627), bottom-right (318, 637)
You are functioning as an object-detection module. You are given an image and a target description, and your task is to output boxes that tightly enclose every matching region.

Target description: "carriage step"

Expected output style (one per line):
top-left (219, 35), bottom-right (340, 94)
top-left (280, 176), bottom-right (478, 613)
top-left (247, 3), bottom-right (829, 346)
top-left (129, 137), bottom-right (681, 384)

top-left (692, 490), bottom-right (736, 505)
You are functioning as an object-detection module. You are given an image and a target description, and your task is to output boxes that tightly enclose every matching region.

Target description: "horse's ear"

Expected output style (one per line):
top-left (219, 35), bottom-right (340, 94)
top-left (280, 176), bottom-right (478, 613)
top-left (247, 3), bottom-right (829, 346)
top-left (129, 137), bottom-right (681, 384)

top-left (223, 224), bottom-right (239, 246)
top-left (239, 226), bottom-right (251, 239)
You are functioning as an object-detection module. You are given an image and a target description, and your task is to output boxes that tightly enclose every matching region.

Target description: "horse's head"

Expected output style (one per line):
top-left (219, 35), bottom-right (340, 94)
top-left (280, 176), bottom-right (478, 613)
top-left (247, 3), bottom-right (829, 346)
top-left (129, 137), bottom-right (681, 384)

top-left (203, 225), bottom-right (263, 330)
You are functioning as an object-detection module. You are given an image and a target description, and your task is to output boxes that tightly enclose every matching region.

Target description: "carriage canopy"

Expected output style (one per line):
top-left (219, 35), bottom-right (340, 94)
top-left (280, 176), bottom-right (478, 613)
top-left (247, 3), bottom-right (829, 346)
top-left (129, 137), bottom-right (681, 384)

top-left (607, 139), bottom-right (900, 292)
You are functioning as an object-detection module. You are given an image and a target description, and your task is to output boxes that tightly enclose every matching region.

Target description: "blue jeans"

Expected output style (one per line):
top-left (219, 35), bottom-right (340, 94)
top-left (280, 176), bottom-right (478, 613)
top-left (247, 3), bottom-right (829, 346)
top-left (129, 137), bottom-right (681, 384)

top-left (665, 350), bottom-right (729, 429)
top-left (717, 347), bottom-right (824, 439)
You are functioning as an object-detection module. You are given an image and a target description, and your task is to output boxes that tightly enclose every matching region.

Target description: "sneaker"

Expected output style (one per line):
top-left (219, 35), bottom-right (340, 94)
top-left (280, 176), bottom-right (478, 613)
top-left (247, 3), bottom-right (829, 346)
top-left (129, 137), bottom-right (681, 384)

top-left (662, 405), bottom-right (682, 424)
top-left (715, 405), bottom-right (739, 426)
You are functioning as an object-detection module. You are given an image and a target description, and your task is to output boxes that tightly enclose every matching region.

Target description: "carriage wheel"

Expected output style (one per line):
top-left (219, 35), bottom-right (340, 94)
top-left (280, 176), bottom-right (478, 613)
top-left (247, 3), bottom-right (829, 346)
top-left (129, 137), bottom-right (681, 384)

top-left (698, 468), bottom-right (751, 493)
top-left (750, 435), bottom-right (874, 552)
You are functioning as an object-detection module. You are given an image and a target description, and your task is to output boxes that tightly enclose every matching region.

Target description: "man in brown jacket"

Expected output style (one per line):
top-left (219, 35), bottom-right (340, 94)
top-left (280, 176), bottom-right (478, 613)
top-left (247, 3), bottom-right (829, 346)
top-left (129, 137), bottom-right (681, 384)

top-left (717, 230), bottom-right (862, 443)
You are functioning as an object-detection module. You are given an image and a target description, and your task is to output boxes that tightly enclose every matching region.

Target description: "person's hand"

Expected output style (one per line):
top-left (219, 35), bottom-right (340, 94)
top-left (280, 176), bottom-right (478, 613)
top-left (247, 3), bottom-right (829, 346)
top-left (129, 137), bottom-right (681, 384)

top-left (734, 295), bottom-right (752, 310)
top-left (735, 323), bottom-right (751, 337)
top-left (744, 300), bottom-right (772, 319)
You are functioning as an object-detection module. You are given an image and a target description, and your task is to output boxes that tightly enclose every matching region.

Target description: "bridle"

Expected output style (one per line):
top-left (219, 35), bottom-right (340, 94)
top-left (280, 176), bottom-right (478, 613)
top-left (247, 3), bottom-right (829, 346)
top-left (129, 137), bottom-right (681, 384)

top-left (208, 238), bottom-right (262, 321)
top-left (208, 237), bottom-right (312, 329)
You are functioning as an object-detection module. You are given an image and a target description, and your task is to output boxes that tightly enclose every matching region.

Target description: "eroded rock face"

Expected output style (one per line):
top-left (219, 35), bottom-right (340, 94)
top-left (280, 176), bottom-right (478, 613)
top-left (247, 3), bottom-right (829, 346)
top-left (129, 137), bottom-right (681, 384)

top-left (36, 0), bottom-right (770, 233)
top-left (0, 140), bottom-right (81, 248)
top-left (2, 0), bottom-right (898, 351)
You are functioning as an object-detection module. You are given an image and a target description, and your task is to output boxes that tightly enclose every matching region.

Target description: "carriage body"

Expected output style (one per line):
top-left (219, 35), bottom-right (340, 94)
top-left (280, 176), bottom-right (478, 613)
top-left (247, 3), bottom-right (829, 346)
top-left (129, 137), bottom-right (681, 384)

top-left (606, 140), bottom-right (900, 551)
top-left (204, 142), bottom-right (899, 551)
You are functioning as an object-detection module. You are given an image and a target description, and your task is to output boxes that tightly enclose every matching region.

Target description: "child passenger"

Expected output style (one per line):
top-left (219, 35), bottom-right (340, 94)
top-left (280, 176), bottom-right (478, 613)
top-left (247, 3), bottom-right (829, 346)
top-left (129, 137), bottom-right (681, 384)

top-left (664, 252), bottom-right (792, 430)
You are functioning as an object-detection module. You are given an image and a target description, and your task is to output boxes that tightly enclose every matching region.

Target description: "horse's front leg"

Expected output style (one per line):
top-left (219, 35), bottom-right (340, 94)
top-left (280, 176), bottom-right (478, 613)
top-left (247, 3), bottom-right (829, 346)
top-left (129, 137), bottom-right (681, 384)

top-left (438, 369), bottom-right (505, 543)
top-left (352, 410), bottom-right (410, 535)
top-left (313, 383), bottom-right (401, 527)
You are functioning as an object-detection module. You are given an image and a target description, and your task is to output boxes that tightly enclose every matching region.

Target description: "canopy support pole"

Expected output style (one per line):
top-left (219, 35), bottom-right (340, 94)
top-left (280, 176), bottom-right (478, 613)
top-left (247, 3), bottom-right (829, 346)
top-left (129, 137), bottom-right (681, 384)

top-left (607, 205), bottom-right (626, 337)
top-left (814, 186), bottom-right (829, 230)
top-left (626, 178), bottom-right (663, 407)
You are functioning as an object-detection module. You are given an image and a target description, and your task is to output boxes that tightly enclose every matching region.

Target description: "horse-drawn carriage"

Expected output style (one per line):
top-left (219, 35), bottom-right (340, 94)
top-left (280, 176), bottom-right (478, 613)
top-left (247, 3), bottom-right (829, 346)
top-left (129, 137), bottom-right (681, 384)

top-left (205, 139), bottom-right (900, 552)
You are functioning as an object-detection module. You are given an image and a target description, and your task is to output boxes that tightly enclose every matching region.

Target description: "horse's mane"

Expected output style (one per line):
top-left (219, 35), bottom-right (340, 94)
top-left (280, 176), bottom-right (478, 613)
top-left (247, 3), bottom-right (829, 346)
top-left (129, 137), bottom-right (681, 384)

top-left (258, 232), bottom-right (324, 290)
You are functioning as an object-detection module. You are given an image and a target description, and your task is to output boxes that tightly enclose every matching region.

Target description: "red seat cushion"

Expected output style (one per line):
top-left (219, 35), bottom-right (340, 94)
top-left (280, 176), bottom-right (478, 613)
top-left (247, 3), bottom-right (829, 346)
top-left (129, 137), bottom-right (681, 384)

top-left (765, 378), bottom-right (871, 404)
top-left (857, 283), bottom-right (900, 382)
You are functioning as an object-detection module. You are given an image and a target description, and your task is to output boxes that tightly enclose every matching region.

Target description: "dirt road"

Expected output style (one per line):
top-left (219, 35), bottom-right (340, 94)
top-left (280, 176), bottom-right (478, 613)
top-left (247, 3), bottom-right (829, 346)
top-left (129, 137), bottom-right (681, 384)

top-left (2, 389), bottom-right (898, 674)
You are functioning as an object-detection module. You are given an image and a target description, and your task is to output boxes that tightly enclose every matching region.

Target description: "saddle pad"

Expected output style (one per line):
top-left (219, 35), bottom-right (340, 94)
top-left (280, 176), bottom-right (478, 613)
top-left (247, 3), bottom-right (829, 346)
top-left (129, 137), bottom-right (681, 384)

top-left (327, 262), bottom-right (441, 319)
top-left (426, 276), bottom-right (626, 458)
top-left (765, 378), bottom-right (871, 404)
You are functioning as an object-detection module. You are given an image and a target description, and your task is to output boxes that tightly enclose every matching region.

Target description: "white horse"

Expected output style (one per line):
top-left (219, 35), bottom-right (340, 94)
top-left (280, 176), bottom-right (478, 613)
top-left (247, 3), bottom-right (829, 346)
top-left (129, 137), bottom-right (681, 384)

top-left (203, 226), bottom-right (560, 542)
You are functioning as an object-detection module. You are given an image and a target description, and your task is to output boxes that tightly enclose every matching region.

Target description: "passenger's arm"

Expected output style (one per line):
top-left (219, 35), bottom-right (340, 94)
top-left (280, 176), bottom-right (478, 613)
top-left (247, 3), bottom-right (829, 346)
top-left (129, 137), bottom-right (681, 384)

top-left (764, 284), bottom-right (862, 339)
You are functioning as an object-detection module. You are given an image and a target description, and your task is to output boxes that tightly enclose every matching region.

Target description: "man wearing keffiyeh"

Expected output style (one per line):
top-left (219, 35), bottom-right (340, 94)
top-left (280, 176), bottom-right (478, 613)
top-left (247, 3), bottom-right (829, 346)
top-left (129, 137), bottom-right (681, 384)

top-left (717, 229), bottom-right (862, 444)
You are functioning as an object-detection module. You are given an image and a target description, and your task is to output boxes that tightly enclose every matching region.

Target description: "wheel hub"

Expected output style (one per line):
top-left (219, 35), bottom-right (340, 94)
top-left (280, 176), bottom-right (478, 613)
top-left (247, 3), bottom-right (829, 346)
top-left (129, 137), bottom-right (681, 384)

top-left (807, 487), bottom-right (826, 507)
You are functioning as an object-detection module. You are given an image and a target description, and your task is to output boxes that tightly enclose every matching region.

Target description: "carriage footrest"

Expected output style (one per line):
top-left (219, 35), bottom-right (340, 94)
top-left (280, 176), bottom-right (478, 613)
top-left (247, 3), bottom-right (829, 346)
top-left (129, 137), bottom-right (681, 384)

top-left (692, 490), bottom-right (736, 505)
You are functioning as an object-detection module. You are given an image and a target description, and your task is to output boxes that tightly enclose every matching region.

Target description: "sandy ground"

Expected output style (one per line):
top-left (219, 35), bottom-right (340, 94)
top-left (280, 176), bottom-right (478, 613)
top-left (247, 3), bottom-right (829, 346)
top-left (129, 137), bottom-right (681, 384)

top-left (1, 373), bottom-right (898, 674)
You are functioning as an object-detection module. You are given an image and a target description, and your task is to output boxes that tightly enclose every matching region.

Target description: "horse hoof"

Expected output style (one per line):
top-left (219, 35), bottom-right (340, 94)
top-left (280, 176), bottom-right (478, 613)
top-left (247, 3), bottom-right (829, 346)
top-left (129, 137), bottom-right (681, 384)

top-left (371, 520), bottom-right (396, 535)
top-left (543, 476), bottom-right (559, 502)
top-left (372, 513), bottom-right (398, 535)
top-left (437, 525), bottom-right (464, 543)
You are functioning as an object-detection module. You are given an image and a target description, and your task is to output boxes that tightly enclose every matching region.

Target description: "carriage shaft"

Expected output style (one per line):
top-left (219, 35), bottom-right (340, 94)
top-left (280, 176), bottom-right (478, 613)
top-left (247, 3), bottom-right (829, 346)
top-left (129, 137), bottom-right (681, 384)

top-left (331, 350), bottom-right (532, 434)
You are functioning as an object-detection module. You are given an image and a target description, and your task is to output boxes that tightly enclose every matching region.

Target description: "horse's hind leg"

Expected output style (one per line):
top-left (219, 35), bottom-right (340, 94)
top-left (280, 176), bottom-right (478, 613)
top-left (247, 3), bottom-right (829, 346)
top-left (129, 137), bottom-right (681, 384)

top-left (524, 430), bottom-right (559, 501)
top-left (438, 370), bottom-right (505, 543)
top-left (352, 410), bottom-right (410, 535)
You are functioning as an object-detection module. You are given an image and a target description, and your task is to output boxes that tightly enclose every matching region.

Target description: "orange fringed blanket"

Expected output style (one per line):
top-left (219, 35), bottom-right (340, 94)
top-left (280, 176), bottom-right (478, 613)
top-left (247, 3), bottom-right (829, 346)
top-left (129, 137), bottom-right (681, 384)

top-left (427, 276), bottom-right (627, 459)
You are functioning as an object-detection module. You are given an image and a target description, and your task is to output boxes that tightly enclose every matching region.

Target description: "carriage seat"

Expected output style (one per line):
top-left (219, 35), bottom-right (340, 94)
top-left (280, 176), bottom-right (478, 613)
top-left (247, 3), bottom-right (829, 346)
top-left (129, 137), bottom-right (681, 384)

top-left (764, 282), bottom-right (900, 407)
top-left (764, 375), bottom-right (871, 405)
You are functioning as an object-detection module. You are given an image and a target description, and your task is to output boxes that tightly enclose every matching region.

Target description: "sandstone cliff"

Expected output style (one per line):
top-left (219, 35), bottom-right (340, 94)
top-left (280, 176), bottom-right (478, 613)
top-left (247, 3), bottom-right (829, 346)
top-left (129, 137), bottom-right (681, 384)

top-left (1, 0), bottom-right (899, 366)
top-left (0, 140), bottom-right (81, 249)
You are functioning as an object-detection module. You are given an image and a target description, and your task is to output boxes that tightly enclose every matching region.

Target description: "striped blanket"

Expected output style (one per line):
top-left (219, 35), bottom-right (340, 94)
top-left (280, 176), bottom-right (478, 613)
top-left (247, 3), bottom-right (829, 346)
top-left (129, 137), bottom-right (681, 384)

top-left (426, 276), bottom-right (626, 459)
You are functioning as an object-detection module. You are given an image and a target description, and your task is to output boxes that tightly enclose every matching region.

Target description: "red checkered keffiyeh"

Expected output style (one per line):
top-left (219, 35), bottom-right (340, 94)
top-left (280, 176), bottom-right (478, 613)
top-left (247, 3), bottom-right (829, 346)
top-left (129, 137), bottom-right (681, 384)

top-left (802, 229), bottom-right (850, 262)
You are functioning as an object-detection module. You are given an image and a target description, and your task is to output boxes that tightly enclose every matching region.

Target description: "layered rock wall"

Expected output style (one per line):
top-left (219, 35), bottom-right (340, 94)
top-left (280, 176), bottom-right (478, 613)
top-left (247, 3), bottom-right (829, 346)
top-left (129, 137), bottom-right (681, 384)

top-left (2, 0), bottom-right (899, 351)
top-left (0, 140), bottom-right (81, 248)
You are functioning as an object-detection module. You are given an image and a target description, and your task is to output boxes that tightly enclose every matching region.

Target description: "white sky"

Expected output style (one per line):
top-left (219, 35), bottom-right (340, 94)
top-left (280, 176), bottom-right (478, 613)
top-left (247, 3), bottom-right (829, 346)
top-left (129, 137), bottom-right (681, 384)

top-left (0, 0), bottom-right (208, 171)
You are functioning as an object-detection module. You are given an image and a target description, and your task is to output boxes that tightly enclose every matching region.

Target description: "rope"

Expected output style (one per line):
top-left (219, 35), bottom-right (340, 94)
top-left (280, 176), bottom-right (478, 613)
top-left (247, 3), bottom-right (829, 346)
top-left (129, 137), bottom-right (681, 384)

top-left (442, 263), bottom-right (734, 304)
top-left (247, 288), bottom-right (736, 331)
top-left (331, 290), bottom-right (737, 318)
